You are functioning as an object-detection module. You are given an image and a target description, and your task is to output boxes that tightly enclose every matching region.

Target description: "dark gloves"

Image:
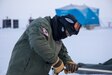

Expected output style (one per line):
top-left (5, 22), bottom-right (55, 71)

top-left (64, 61), bottom-right (78, 74)
top-left (52, 58), bottom-right (64, 74)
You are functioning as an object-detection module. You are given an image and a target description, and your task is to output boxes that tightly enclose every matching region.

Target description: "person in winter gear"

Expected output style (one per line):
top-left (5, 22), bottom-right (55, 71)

top-left (6, 14), bottom-right (81, 75)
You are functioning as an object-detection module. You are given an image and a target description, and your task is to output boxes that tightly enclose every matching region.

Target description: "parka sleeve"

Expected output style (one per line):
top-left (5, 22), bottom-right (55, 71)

top-left (26, 23), bottom-right (58, 65)
top-left (58, 42), bottom-right (73, 64)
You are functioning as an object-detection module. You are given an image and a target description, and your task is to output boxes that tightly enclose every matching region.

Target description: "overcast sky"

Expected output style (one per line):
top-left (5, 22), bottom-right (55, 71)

top-left (0, 0), bottom-right (112, 27)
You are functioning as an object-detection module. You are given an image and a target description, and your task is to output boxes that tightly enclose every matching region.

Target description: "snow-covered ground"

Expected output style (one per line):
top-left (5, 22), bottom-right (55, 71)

top-left (0, 27), bottom-right (112, 75)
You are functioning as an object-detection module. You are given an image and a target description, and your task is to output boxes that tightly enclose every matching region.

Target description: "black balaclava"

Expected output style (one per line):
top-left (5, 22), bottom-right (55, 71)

top-left (58, 14), bottom-right (81, 35)
top-left (50, 15), bottom-right (67, 41)
top-left (50, 14), bottom-right (81, 41)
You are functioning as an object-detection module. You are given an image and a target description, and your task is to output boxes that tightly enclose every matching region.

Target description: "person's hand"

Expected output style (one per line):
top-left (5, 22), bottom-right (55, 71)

top-left (64, 61), bottom-right (78, 74)
top-left (52, 58), bottom-right (64, 74)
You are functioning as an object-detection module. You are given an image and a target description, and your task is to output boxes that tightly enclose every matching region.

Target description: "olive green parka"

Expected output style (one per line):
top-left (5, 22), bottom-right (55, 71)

top-left (6, 16), bottom-right (72, 75)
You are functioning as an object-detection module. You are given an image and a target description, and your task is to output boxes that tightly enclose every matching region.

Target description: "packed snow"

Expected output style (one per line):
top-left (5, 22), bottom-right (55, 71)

top-left (0, 27), bottom-right (112, 75)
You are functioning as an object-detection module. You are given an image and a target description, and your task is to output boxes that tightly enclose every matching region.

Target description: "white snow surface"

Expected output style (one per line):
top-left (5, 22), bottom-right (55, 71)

top-left (0, 28), bottom-right (112, 75)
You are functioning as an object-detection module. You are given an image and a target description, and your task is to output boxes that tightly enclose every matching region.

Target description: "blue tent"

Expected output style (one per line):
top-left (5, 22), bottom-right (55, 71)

top-left (55, 4), bottom-right (100, 26)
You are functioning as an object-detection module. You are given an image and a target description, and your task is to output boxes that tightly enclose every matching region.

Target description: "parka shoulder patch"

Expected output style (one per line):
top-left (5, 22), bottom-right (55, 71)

top-left (42, 27), bottom-right (48, 37)
top-left (40, 26), bottom-right (49, 40)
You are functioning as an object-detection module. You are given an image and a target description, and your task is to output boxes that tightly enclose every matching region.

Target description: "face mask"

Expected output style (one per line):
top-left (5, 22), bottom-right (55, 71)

top-left (58, 14), bottom-right (82, 35)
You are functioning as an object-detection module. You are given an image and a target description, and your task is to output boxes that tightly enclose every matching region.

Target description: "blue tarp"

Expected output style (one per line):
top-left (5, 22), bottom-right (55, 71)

top-left (55, 4), bottom-right (100, 26)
